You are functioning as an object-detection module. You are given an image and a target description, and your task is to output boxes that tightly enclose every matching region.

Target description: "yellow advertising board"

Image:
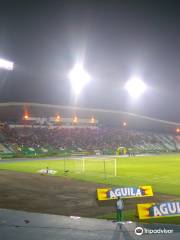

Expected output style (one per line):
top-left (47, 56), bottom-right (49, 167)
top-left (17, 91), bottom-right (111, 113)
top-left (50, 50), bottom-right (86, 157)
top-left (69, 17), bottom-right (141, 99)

top-left (137, 201), bottom-right (180, 219)
top-left (97, 186), bottom-right (153, 200)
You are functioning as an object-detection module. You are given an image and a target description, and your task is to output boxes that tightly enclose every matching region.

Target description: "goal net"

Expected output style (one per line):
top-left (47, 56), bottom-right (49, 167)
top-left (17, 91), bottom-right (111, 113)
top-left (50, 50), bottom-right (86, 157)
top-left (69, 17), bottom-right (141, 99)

top-left (64, 156), bottom-right (117, 177)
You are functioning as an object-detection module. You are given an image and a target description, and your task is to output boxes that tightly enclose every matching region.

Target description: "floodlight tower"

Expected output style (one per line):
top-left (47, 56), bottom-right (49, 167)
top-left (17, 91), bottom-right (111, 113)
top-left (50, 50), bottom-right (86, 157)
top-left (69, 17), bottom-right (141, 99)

top-left (0, 58), bottom-right (14, 71)
top-left (69, 63), bottom-right (90, 97)
top-left (125, 76), bottom-right (147, 99)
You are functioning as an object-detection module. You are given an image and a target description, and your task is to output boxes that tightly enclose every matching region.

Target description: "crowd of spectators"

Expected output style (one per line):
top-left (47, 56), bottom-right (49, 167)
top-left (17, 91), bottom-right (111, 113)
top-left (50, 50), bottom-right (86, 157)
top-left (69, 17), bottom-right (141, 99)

top-left (0, 124), bottom-right (165, 152)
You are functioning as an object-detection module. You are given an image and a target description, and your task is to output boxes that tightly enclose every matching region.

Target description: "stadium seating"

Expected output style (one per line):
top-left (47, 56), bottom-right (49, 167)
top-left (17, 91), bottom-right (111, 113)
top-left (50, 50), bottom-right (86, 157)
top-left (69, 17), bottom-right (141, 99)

top-left (174, 136), bottom-right (180, 150)
top-left (0, 124), bottom-right (179, 157)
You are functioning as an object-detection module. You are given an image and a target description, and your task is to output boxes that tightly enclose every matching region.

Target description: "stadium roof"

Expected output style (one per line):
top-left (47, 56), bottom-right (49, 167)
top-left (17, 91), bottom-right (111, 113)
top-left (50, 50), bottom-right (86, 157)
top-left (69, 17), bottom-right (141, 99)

top-left (0, 102), bottom-right (179, 133)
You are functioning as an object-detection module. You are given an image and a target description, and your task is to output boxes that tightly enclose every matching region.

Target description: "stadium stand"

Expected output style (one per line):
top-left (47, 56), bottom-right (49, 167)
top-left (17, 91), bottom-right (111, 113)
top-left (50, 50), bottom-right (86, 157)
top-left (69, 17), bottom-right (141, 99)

top-left (0, 123), bottom-right (179, 158)
top-left (0, 102), bottom-right (179, 158)
top-left (174, 135), bottom-right (180, 150)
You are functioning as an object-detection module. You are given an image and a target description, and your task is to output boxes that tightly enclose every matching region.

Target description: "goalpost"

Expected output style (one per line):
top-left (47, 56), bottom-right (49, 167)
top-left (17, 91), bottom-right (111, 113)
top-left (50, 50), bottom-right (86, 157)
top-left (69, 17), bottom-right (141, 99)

top-left (114, 157), bottom-right (117, 176)
top-left (73, 156), bottom-right (118, 177)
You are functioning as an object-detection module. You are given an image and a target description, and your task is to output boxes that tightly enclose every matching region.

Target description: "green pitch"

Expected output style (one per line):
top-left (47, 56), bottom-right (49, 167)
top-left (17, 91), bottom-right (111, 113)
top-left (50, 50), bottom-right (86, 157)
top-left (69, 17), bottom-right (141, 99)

top-left (0, 154), bottom-right (179, 195)
top-left (0, 154), bottom-right (179, 224)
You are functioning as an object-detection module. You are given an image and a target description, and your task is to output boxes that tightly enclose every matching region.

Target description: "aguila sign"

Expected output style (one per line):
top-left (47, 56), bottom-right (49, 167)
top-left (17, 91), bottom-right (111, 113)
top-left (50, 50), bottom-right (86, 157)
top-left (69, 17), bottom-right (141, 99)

top-left (97, 186), bottom-right (153, 200)
top-left (137, 201), bottom-right (180, 219)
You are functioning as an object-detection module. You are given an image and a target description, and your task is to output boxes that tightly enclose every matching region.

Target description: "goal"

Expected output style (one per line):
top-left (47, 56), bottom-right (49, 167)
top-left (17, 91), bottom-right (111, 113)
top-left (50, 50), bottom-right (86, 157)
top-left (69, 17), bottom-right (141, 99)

top-left (64, 156), bottom-right (118, 177)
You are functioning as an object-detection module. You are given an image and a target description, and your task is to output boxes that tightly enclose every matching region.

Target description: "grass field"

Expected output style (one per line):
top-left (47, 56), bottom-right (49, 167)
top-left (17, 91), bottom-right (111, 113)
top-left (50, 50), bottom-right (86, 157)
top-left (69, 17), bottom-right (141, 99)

top-left (0, 154), bottom-right (179, 223)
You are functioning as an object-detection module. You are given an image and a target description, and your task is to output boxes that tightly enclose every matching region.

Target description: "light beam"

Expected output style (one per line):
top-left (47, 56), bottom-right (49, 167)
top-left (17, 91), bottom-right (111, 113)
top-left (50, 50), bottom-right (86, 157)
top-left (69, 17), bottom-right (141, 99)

top-left (69, 63), bottom-right (90, 96)
top-left (125, 76), bottom-right (147, 99)
top-left (0, 58), bottom-right (14, 70)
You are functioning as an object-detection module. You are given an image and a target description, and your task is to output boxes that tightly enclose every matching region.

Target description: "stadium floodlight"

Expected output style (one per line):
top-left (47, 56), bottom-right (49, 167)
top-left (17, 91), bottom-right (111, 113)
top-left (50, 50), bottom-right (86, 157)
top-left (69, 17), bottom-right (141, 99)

top-left (55, 115), bottom-right (61, 122)
top-left (0, 58), bottom-right (14, 70)
top-left (125, 76), bottom-right (147, 99)
top-left (69, 63), bottom-right (90, 96)
top-left (23, 114), bottom-right (29, 120)
top-left (72, 115), bottom-right (78, 124)
top-left (176, 128), bottom-right (180, 133)
top-left (123, 121), bottom-right (127, 127)
top-left (90, 116), bottom-right (95, 124)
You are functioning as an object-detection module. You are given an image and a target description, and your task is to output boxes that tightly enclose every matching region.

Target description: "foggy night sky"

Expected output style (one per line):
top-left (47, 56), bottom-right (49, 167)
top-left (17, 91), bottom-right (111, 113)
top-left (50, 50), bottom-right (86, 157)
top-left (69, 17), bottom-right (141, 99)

top-left (0, 0), bottom-right (180, 121)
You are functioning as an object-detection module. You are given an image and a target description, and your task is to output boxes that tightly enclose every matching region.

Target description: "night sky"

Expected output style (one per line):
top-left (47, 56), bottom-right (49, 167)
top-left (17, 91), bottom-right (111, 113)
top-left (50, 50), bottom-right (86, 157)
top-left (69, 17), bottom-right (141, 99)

top-left (0, 0), bottom-right (180, 121)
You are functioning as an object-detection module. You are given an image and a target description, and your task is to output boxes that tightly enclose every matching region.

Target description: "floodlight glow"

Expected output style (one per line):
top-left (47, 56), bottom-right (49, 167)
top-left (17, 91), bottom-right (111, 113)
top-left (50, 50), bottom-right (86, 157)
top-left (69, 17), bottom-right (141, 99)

top-left (24, 114), bottom-right (29, 120)
top-left (125, 76), bottom-right (146, 99)
top-left (0, 58), bottom-right (14, 70)
top-left (69, 63), bottom-right (90, 96)
top-left (176, 128), bottom-right (180, 133)
top-left (55, 115), bottom-right (61, 122)
top-left (90, 116), bottom-right (95, 124)
top-left (123, 121), bottom-right (127, 127)
top-left (73, 116), bottom-right (78, 124)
